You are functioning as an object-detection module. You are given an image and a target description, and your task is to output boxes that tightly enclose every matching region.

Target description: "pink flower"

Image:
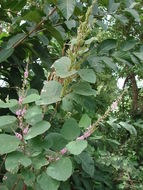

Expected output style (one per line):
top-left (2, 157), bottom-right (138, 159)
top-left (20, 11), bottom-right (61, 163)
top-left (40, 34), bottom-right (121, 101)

top-left (83, 130), bottom-right (91, 138)
top-left (18, 96), bottom-right (23, 105)
top-left (21, 107), bottom-right (26, 116)
top-left (15, 132), bottom-right (22, 140)
top-left (60, 148), bottom-right (67, 155)
top-left (111, 101), bottom-right (118, 111)
top-left (77, 135), bottom-right (85, 140)
top-left (23, 126), bottom-right (29, 135)
top-left (24, 69), bottom-right (28, 79)
top-left (47, 156), bottom-right (54, 162)
top-left (16, 109), bottom-right (21, 116)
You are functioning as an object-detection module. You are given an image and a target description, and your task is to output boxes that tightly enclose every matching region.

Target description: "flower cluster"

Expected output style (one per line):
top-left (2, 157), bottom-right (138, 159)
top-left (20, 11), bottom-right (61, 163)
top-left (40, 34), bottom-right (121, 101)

top-left (16, 107), bottom-right (26, 117)
top-left (15, 67), bottom-right (29, 140)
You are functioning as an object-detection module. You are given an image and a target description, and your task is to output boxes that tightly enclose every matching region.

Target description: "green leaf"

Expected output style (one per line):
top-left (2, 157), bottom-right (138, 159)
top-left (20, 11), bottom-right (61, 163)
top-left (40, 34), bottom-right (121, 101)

top-left (107, 138), bottom-right (120, 145)
top-left (125, 8), bottom-right (140, 22)
top-left (47, 157), bottom-right (72, 181)
top-left (101, 56), bottom-right (117, 70)
top-left (5, 152), bottom-right (31, 173)
top-left (37, 172), bottom-right (60, 190)
top-left (0, 48), bottom-right (14, 63)
top-left (3, 172), bottom-right (23, 190)
top-left (85, 37), bottom-right (96, 45)
top-left (0, 134), bottom-right (20, 155)
top-left (24, 106), bottom-right (42, 125)
top-left (57, 0), bottom-right (76, 20)
top-left (115, 14), bottom-right (129, 25)
top-left (37, 33), bottom-right (49, 46)
top-left (77, 152), bottom-right (94, 177)
top-left (0, 115), bottom-right (17, 129)
top-left (78, 69), bottom-right (96, 84)
top-left (119, 122), bottom-right (137, 135)
top-left (65, 20), bottom-right (76, 29)
top-left (23, 10), bottom-right (41, 23)
top-left (134, 52), bottom-right (143, 61)
top-left (0, 99), bottom-right (18, 108)
top-left (24, 121), bottom-right (51, 140)
top-left (79, 114), bottom-right (91, 129)
top-left (61, 118), bottom-right (80, 140)
top-left (98, 39), bottom-right (117, 53)
top-left (23, 94), bottom-right (40, 104)
top-left (47, 24), bottom-right (63, 46)
top-left (54, 57), bottom-right (76, 78)
top-left (66, 140), bottom-right (88, 155)
top-left (36, 81), bottom-right (62, 105)
top-left (21, 170), bottom-right (35, 187)
top-left (7, 33), bottom-right (26, 48)
top-left (121, 39), bottom-right (137, 51)
top-left (62, 94), bottom-right (74, 112)
top-left (3, 0), bottom-right (27, 11)
top-left (108, 0), bottom-right (120, 13)
top-left (44, 133), bottom-right (67, 151)
top-left (31, 154), bottom-right (49, 170)
top-left (72, 82), bottom-right (96, 96)
top-left (0, 185), bottom-right (8, 190)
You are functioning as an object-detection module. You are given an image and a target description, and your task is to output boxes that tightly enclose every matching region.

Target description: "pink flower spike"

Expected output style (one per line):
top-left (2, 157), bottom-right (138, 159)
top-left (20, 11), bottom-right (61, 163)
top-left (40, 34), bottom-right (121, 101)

top-left (60, 148), bottom-right (67, 155)
top-left (24, 69), bottom-right (28, 79)
top-left (15, 132), bottom-right (22, 140)
top-left (18, 96), bottom-right (23, 105)
top-left (111, 101), bottom-right (118, 111)
top-left (23, 126), bottom-right (29, 135)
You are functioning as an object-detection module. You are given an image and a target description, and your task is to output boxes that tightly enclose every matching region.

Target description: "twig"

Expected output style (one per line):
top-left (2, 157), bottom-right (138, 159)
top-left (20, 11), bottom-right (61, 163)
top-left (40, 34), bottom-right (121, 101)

top-left (12, 7), bottom-right (57, 48)
top-left (0, 154), bottom-right (7, 173)
top-left (11, 178), bottom-right (20, 190)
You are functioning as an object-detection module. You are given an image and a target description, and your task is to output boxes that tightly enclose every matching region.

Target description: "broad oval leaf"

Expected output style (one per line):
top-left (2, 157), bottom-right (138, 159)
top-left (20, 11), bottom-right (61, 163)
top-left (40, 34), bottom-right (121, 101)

top-left (44, 133), bottom-right (67, 151)
top-left (61, 118), bottom-right (80, 140)
top-left (0, 134), bottom-right (20, 155)
top-left (0, 99), bottom-right (18, 109)
top-left (37, 172), bottom-right (60, 190)
top-left (78, 69), bottom-right (96, 84)
top-left (72, 82), bottom-right (96, 96)
top-left (79, 114), bottom-right (91, 129)
top-left (54, 57), bottom-right (76, 78)
top-left (24, 121), bottom-right (51, 140)
top-left (47, 157), bottom-right (72, 181)
top-left (24, 106), bottom-right (42, 125)
top-left (36, 81), bottom-right (62, 105)
top-left (5, 151), bottom-right (31, 173)
top-left (0, 116), bottom-right (17, 129)
top-left (66, 140), bottom-right (88, 155)
top-left (76, 151), bottom-right (94, 177)
top-left (23, 94), bottom-right (40, 104)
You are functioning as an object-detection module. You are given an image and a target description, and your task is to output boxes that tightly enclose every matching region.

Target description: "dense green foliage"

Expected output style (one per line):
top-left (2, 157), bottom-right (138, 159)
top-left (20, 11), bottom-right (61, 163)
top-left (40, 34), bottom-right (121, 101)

top-left (0, 0), bottom-right (143, 189)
